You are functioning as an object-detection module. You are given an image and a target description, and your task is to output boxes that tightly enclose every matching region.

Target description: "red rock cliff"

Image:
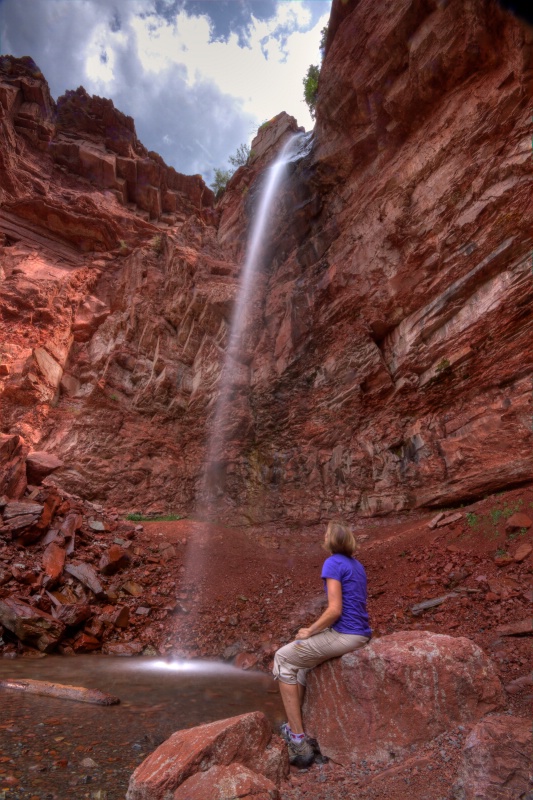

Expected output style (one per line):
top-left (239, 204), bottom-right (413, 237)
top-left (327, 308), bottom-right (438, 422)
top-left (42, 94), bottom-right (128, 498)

top-left (1, 0), bottom-right (533, 522)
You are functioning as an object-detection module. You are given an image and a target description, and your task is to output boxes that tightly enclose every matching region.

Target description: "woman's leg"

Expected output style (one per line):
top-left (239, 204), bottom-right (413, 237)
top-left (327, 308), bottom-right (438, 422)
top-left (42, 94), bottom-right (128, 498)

top-left (279, 681), bottom-right (304, 734)
top-left (274, 631), bottom-right (369, 733)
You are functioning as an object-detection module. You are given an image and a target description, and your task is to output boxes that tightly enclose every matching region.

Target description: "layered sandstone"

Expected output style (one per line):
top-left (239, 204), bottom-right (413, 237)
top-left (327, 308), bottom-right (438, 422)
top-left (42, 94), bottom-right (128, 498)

top-left (1, 0), bottom-right (533, 520)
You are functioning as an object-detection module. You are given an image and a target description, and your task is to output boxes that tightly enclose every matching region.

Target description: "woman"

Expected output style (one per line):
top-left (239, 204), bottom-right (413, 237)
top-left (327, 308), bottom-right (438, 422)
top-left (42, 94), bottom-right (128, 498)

top-left (273, 521), bottom-right (371, 767)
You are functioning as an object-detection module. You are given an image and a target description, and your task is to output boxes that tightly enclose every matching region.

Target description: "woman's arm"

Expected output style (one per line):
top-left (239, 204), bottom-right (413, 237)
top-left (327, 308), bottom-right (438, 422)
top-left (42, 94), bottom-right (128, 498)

top-left (295, 579), bottom-right (342, 640)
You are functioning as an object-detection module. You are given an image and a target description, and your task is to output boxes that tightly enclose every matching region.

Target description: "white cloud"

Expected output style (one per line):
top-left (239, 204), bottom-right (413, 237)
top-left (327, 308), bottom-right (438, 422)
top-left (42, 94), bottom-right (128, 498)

top-left (0, 0), bottom-right (331, 179)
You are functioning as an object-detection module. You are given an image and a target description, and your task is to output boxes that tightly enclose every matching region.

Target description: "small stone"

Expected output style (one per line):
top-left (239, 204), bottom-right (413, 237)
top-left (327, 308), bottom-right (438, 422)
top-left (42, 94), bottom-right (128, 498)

top-left (496, 619), bottom-right (533, 636)
top-left (428, 512), bottom-right (445, 529)
top-left (81, 757), bottom-right (98, 769)
top-left (122, 581), bottom-right (143, 597)
top-left (504, 674), bottom-right (533, 694)
top-left (99, 545), bottom-right (131, 576)
top-left (513, 543), bottom-right (532, 562)
top-left (89, 519), bottom-right (106, 532)
top-left (234, 652), bottom-right (259, 670)
top-left (494, 554), bottom-right (514, 566)
top-left (103, 641), bottom-right (143, 656)
top-left (57, 604), bottom-right (93, 627)
top-left (135, 606), bottom-right (151, 616)
top-left (72, 632), bottom-right (101, 652)
top-left (42, 542), bottom-right (66, 582)
top-left (505, 513), bottom-right (532, 531)
top-left (102, 605), bottom-right (130, 628)
top-left (26, 451), bottom-right (64, 484)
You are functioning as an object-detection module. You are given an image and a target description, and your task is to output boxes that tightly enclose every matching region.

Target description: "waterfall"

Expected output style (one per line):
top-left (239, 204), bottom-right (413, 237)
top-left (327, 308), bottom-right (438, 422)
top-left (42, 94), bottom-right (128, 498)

top-left (199, 132), bottom-right (306, 514)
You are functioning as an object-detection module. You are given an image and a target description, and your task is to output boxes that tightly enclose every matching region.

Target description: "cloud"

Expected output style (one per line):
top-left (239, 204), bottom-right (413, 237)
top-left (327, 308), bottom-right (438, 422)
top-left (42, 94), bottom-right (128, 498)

top-left (0, 0), bottom-right (330, 181)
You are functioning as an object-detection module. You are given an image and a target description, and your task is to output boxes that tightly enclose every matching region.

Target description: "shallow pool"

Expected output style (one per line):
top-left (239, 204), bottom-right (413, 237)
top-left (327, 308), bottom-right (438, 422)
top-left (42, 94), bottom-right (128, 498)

top-left (0, 656), bottom-right (284, 799)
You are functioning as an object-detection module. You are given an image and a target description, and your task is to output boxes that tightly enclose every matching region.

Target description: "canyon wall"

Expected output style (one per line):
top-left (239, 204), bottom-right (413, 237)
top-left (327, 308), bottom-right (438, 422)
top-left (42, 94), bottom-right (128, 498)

top-left (1, 0), bottom-right (532, 522)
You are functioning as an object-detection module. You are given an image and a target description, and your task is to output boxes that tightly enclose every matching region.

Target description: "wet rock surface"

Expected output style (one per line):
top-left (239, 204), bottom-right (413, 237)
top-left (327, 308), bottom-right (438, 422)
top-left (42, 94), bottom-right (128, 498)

top-left (0, 657), bottom-right (282, 800)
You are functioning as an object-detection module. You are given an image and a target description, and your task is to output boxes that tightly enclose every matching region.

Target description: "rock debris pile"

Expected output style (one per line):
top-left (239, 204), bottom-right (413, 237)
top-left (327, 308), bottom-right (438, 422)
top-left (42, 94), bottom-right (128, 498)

top-left (0, 433), bottom-right (181, 657)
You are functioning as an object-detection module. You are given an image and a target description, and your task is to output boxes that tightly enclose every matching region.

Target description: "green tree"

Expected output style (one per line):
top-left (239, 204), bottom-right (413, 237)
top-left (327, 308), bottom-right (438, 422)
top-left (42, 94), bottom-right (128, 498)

top-left (210, 167), bottom-right (232, 198)
top-left (303, 64), bottom-right (320, 119)
top-left (319, 25), bottom-right (328, 55)
top-left (228, 142), bottom-right (250, 169)
top-left (210, 142), bottom-right (252, 199)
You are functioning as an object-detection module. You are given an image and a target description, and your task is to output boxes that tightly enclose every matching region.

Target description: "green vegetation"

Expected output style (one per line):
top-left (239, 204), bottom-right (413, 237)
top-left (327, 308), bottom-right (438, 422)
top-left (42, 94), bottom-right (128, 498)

top-left (211, 142), bottom-right (253, 198)
top-left (302, 25), bottom-right (328, 120)
top-left (126, 513), bottom-right (183, 522)
top-left (490, 507), bottom-right (504, 525)
top-left (303, 64), bottom-right (320, 119)
top-left (319, 25), bottom-right (328, 54)
top-left (210, 167), bottom-right (233, 198)
top-left (509, 527), bottom-right (528, 541)
top-left (465, 512), bottom-right (479, 528)
top-left (495, 548), bottom-right (508, 558)
top-left (435, 358), bottom-right (451, 373)
top-left (228, 143), bottom-right (250, 169)
top-left (150, 234), bottom-right (164, 255)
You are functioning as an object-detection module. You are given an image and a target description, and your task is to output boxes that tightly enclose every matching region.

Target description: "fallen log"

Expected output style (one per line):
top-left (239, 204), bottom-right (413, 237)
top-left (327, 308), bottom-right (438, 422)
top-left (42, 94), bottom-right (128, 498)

top-left (0, 678), bottom-right (120, 705)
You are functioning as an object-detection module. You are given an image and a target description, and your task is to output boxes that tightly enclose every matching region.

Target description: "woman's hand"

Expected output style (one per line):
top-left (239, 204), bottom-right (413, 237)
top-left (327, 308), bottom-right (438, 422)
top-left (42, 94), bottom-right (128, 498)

top-left (294, 580), bottom-right (343, 641)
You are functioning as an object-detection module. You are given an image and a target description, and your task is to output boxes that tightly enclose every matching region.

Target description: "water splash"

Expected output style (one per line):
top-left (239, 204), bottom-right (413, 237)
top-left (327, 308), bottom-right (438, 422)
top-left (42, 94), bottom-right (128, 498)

top-left (199, 132), bottom-right (307, 511)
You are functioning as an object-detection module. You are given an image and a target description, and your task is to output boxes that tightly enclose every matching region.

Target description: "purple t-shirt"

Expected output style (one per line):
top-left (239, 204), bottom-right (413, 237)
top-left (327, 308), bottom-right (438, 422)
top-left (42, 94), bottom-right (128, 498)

top-left (321, 554), bottom-right (372, 637)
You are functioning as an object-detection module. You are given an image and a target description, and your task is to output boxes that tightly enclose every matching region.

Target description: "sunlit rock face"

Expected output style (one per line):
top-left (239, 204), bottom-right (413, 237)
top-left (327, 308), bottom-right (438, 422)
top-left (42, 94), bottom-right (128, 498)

top-left (1, 0), bottom-right (533, 520)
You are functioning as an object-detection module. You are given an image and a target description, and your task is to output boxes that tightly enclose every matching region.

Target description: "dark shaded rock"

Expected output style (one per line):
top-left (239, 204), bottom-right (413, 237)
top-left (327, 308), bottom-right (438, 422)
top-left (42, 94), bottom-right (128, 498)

top-left (99, 544), bottom-right (131, 575)
top-left (0, 595), bottom-right (65, 651)
top-left (56, 603), bottom-right (93, 627)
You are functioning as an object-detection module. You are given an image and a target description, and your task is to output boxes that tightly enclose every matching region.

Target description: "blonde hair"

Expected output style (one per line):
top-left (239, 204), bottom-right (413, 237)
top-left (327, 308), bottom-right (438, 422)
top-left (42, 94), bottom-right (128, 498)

top-left (324, 520), bottom-right (356, 557)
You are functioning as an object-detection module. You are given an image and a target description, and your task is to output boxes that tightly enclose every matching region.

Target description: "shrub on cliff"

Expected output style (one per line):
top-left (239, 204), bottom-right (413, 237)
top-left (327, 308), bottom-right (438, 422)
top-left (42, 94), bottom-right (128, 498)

top-left (303, 64), bottom-right (320, 119)
top-left (210, 142), bottom-right (251, 198)
top-left (211, 167), bottom-right (233, 198)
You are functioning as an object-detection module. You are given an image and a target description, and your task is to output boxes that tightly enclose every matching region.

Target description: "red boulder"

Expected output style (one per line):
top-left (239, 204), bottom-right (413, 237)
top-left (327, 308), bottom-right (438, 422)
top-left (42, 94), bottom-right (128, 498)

top-left (0, 595), bottom-right (65, 652)
top-left (459, 714), bottom-right (533, 799)
top-left (173, 763), bottom-right (279, 800)
top-left (304, 631), bottom-right (504, 766)
top-left (126, 712), bottom-right (287, 800)
top-left (26, 451), bottom-right (64, 484)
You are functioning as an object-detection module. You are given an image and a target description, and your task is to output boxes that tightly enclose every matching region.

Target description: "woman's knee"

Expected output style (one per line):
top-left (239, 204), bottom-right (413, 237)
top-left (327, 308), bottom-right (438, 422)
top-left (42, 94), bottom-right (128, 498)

top-left (273, 649), bottom-right (299, 685)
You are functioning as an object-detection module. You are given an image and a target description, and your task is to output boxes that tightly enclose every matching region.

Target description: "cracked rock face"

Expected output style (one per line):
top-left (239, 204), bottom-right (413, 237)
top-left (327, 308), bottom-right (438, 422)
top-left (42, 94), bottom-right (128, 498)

top-left (1, 0), bottom-right (533, 521)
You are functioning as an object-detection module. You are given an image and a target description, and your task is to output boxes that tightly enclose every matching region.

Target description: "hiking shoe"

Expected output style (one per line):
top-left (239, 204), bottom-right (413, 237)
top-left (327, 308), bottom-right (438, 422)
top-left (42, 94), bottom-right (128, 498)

top-left (287, 736), bottom-right (315, 768)
top-left (279, 723), bottom-right (291, 742)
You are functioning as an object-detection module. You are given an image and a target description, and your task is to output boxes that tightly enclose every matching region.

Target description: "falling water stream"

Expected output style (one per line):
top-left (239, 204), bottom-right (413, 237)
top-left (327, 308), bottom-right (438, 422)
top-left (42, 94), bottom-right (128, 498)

top-left (0, 131), bottom-right (310, 800)
top-left (200, 131), bottom-right (309, 505)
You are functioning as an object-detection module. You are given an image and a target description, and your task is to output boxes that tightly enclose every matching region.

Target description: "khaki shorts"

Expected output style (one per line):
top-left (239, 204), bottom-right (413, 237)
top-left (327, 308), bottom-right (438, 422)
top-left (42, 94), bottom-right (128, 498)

top-left (273, 628), bottom-right (370, 686)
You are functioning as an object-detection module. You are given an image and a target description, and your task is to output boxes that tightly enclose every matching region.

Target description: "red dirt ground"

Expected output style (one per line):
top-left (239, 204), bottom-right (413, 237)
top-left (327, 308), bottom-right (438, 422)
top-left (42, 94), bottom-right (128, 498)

top-left (134, 484), bottom-right (533, 800)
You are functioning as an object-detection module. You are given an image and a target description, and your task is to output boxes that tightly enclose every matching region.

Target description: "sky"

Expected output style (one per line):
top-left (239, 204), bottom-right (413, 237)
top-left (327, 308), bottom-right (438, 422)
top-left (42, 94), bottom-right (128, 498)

top-left (0, 0), bottom-right (331, 183)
